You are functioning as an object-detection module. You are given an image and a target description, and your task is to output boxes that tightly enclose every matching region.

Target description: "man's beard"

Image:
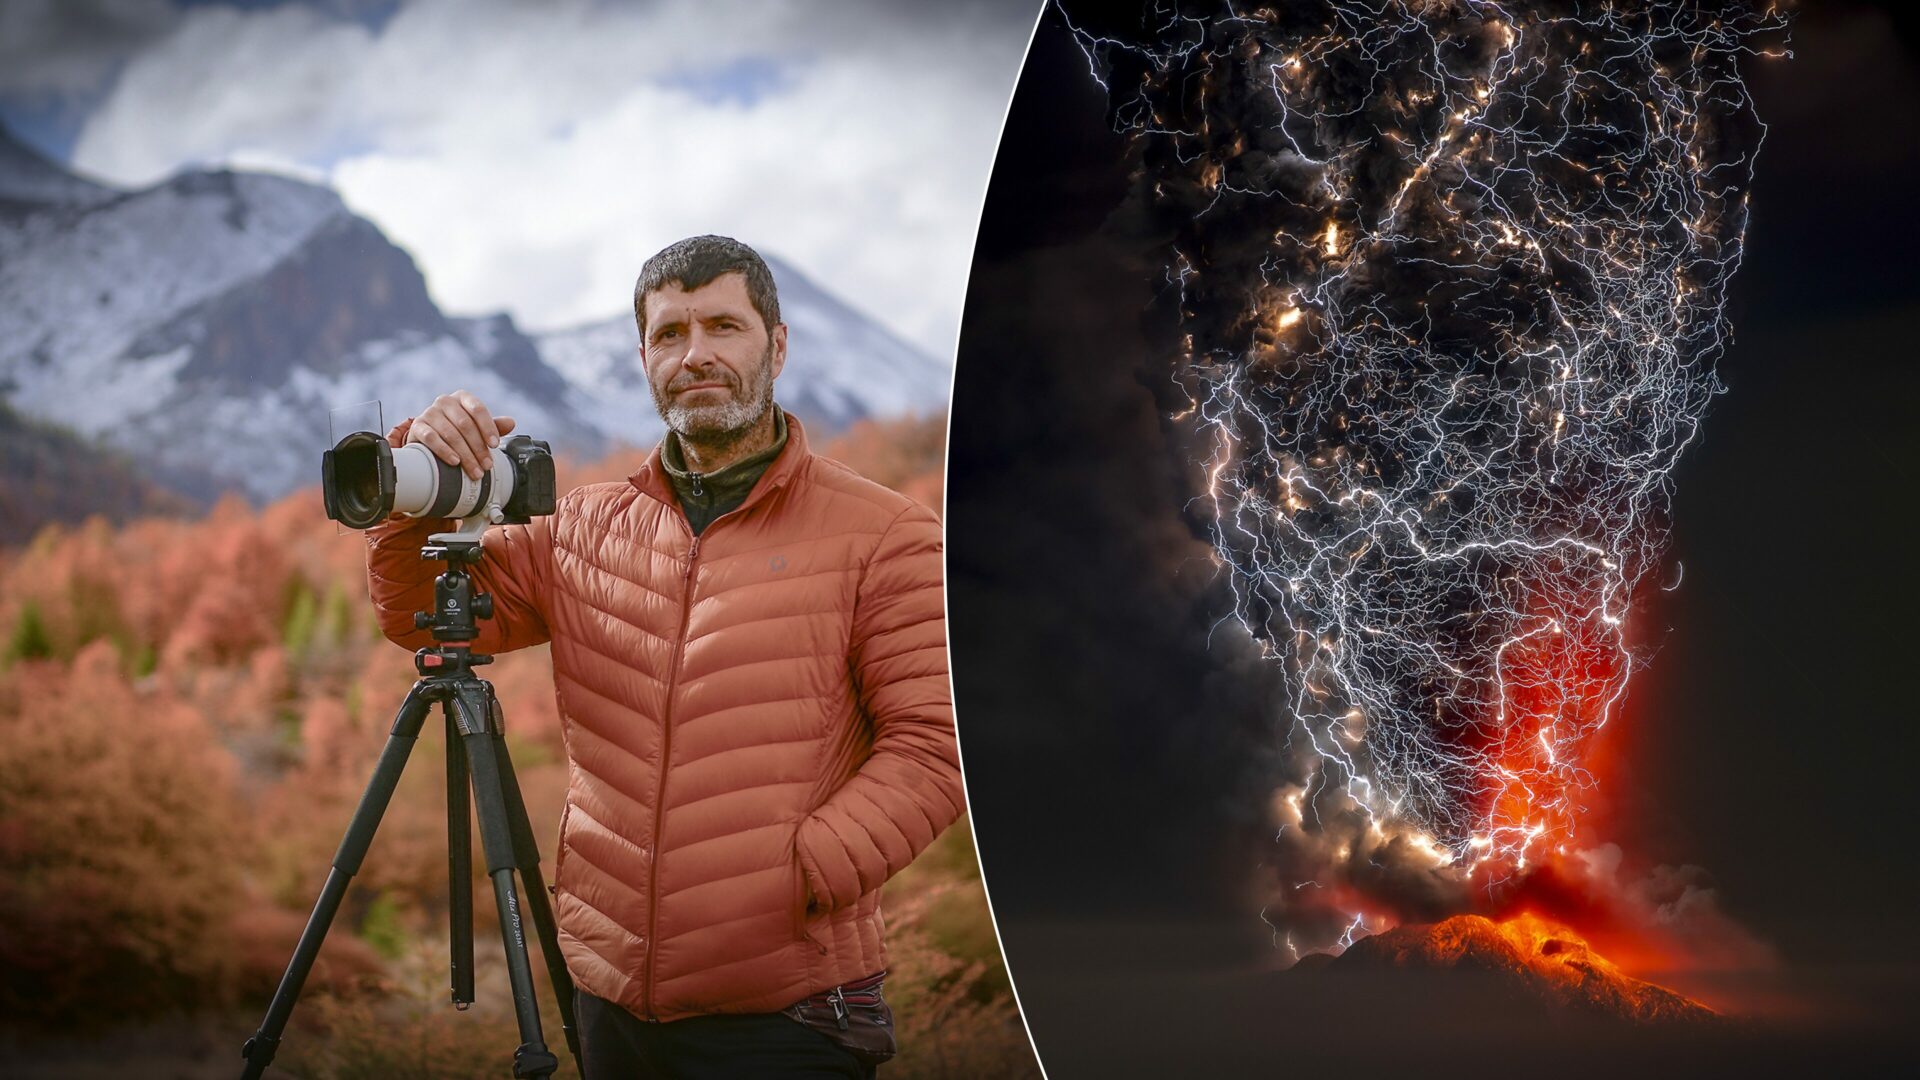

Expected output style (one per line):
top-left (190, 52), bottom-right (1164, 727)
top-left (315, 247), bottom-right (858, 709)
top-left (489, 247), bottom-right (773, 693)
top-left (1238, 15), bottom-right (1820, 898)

top-left (652, 341), bottom-right (777, 453)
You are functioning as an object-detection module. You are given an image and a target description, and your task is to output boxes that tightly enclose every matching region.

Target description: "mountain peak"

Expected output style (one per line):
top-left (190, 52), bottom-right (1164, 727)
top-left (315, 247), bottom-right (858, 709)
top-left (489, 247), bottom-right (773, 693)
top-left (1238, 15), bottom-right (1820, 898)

top-left (2, 153), bottom-right (942, 512)
top-left (1330, 913), bottom-right (1718, 1027)
top-left (0, 123), bottom-right (117, 208)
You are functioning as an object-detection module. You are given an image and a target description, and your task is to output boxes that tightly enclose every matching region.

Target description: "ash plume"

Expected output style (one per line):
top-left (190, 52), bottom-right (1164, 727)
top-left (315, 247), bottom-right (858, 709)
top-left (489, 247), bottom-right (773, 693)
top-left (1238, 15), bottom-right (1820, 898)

top-left (1064, 0), bottom-right (1787, 958)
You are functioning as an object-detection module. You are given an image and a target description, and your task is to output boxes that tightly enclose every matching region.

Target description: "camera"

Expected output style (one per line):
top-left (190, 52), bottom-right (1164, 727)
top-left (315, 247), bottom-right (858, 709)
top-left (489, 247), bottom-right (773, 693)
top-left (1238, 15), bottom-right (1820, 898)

top-left (322, 430), bottom-right (556, 530)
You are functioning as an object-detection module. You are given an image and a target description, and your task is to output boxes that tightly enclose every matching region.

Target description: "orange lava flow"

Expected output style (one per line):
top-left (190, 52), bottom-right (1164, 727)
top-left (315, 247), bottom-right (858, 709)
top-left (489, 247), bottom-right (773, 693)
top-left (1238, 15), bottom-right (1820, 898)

top-left (1493, 912), bottom-right (1632, 976)
top-left (1486, 912), bottom-right (1718, 1020)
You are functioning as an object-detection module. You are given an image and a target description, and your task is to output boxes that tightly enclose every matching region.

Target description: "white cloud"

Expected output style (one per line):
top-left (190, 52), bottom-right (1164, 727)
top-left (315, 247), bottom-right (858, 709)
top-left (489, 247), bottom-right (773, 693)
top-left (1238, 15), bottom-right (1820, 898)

top-left (68, 0), bottom-right (1039, 357)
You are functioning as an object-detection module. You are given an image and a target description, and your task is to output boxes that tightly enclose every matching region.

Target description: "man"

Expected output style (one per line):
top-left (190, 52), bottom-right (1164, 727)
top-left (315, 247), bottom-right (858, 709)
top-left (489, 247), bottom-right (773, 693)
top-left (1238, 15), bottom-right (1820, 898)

top-left (366, 235), bottom-right (962, 1078)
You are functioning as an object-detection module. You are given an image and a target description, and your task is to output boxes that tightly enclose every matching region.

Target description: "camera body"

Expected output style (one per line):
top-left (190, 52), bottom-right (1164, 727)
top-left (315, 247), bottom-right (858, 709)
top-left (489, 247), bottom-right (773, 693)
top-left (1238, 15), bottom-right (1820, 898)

top-left (323, 430), bottom-right (556, 531)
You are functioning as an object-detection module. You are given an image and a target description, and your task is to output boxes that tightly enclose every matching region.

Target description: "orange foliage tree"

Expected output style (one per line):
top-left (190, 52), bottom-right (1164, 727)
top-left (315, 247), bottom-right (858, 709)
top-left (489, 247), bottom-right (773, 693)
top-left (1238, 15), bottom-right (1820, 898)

top-left (0, 642), bottom-right (247, 1023)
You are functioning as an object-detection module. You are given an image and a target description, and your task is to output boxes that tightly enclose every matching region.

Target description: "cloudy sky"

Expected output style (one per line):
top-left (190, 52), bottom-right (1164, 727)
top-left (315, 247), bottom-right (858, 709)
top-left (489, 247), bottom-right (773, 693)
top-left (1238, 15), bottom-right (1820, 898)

top-left (0, 0), bottom-right (1040, 356)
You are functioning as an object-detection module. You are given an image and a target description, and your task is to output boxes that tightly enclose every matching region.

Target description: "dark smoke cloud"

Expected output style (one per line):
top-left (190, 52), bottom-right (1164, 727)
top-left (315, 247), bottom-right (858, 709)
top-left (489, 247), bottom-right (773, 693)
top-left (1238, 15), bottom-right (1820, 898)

top-left (1061, 0), bottom-right (1787, 960)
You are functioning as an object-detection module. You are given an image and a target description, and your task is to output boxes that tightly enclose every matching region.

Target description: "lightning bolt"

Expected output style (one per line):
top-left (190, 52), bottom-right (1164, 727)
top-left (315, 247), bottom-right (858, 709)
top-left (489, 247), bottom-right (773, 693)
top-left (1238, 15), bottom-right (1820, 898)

top-left (1063, 0), bottom-right (1787, 954)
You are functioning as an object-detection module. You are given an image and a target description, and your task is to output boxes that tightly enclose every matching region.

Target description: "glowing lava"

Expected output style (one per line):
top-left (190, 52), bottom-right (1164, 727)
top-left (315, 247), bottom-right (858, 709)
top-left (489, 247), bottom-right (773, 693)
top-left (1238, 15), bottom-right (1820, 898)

top-left (1333, 912), bottom-right (1718, 1026)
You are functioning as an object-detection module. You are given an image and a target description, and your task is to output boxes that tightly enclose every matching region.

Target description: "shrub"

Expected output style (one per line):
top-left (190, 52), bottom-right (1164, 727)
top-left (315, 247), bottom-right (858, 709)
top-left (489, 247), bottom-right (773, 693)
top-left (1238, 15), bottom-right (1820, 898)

top-left (0, 642), bottom-right (247, 1025)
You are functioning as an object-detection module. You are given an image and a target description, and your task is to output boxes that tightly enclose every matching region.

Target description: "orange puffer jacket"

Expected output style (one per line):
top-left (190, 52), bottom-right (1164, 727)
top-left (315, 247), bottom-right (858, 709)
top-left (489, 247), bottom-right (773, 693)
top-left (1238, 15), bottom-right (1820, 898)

top-left (365, 412), bottom-right (963, 1021)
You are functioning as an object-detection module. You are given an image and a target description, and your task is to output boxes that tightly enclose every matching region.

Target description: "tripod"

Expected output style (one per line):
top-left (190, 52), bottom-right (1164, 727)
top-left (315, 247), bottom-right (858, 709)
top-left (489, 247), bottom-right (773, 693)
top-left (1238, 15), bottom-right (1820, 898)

top-left (241, 534), bottom-right (580, 1079)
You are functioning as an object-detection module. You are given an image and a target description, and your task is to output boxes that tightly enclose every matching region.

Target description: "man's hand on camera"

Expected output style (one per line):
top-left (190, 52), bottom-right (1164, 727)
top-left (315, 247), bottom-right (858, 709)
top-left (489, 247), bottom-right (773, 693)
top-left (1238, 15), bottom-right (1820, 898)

top-left (406, 390), bottom-right (517, 481)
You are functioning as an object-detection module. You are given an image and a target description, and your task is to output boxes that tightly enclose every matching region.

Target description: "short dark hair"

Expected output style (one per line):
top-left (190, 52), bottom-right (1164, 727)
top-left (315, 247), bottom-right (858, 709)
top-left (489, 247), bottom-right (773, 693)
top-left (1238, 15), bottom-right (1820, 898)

top-left (633, 234), bottom-right (781, 340)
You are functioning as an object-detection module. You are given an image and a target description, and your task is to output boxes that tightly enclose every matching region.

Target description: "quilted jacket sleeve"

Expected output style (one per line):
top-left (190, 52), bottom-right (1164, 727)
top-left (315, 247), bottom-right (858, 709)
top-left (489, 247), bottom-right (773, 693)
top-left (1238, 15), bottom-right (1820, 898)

top-left (365, 416), bottom-right (554, 655)
top-left (796, 501), bottom-right (964, 910)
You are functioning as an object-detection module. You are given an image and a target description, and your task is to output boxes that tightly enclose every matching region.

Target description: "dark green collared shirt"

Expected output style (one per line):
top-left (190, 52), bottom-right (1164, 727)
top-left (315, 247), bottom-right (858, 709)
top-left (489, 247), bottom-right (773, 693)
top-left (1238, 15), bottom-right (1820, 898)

top-left (659, 409), bottom-right (789, 537)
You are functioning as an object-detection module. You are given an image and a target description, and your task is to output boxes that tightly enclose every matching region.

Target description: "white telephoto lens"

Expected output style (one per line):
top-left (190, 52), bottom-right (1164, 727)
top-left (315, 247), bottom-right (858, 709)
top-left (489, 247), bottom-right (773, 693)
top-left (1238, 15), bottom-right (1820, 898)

top-left (391, 442), bottom-right (519, 520)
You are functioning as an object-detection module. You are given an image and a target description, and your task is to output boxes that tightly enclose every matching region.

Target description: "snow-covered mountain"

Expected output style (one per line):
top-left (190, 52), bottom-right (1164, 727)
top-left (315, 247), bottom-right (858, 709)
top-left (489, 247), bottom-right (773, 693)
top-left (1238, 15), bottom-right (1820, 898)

top-left (0, 125), bottom-right (949, 507)
top-left (0, 131), bottom-right (600, 502)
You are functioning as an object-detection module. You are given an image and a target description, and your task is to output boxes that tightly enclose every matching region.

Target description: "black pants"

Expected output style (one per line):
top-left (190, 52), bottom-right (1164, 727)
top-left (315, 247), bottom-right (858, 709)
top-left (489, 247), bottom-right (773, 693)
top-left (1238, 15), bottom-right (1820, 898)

top-left (573, 986), bottom-right (878, 1079)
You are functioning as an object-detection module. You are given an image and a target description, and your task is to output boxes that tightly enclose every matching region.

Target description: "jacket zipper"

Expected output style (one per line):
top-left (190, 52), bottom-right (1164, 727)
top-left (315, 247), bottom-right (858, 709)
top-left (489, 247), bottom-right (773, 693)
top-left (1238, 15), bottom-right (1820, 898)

top-left (637, 472), bottom-right (789, 1020)
top-left (642, 530), bottom-right (699, 1021)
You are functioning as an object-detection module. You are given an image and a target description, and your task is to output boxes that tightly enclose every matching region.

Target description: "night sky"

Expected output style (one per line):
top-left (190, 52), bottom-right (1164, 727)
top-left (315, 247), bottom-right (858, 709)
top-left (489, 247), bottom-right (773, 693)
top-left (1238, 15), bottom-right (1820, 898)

top-left (947, 1), bottom-right (1920, 1074)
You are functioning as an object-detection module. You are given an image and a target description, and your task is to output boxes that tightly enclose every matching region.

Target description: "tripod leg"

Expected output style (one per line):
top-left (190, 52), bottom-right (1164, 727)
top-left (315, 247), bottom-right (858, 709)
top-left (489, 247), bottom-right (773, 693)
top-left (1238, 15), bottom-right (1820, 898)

top-left (241, 681), bottom-right (438, 1080)
top-left (492, 722), bottom-right (581, 1069)
top-left (447, 703), bottom-right (475, 1008)
top-left (452, 685), bottom-right (560, 1080)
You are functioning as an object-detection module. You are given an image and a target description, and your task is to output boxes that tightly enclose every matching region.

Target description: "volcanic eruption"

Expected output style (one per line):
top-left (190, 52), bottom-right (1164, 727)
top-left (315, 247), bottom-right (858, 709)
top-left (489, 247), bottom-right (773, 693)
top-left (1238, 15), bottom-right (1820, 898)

top-left (1331, 912), bottom-right (1718, 1025)
top-left (1062, 0), bottom-right (1788, 1010)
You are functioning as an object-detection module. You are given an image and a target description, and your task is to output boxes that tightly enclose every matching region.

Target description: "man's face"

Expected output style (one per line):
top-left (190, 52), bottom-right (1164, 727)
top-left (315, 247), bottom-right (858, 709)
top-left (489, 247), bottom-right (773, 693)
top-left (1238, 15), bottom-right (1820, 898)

top-left (640, 271), bottom-right (787, 442)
